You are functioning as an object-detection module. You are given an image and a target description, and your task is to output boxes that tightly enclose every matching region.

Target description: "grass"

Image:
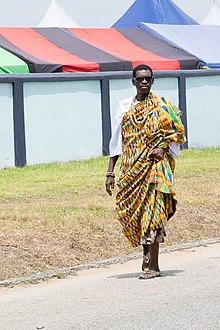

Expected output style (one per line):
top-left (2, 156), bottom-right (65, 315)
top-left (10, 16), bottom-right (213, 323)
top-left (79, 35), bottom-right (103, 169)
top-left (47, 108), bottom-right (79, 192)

top-left (0, 148), bottom-right (220, 281)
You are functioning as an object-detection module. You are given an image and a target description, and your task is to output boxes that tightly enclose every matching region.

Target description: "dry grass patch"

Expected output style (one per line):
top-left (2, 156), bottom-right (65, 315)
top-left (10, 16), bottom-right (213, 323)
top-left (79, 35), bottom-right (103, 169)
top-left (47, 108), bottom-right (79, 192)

top-left (0, 148), bottom-right (220, 281)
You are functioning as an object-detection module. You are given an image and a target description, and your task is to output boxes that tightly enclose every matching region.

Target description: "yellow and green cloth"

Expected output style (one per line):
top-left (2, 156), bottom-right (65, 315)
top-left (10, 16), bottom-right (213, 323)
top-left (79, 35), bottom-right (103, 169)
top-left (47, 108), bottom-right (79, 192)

top-left (116, 93), bottom-right (186, 247)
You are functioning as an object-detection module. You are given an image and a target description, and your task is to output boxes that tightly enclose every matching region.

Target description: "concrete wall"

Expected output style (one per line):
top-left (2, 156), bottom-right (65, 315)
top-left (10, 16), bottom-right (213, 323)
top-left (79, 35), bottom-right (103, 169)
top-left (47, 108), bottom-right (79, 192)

top-left (0, 83), bottom-right (14, 168)
top-left (0, 70), bottom-right (219, 169)
top-left (24, 80), bottom-right (102, 165)
top-left (186, 75), bottom-right (220, 148)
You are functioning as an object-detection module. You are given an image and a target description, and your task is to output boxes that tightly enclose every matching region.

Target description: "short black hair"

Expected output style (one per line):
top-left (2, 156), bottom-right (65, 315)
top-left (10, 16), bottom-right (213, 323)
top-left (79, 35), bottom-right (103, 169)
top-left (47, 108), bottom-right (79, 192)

top-left (132, 64), bottom-right (153, 78)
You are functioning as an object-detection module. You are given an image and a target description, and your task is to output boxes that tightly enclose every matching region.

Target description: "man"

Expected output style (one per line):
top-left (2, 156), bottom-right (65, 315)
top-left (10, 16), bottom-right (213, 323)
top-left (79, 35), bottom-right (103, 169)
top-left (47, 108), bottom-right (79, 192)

top-left (105, 64), bottom-right (186, 279)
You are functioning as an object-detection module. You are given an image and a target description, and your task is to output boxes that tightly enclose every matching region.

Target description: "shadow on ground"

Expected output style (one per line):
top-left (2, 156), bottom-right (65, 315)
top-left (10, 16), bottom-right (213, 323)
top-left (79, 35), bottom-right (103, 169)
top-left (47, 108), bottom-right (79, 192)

top-left (108, 269), bottom-right (184, 279)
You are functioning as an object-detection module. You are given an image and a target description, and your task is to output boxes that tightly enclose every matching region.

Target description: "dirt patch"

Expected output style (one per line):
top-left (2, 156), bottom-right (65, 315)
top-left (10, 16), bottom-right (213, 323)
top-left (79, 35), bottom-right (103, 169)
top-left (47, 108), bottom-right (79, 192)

top-left (0, 149), bottom-right (220, 281)
top-left (1, 202), bottom-right (219, 281)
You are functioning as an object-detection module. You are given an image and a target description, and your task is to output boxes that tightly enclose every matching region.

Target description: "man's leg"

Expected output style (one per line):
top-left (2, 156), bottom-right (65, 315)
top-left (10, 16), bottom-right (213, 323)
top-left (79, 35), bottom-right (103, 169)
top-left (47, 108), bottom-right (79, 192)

top-left (149, 241), bottom-right (160, 272)
top-left (142, 244), bottom-right (150, 271)
top-left (139, 241), bottom-right (160, 279)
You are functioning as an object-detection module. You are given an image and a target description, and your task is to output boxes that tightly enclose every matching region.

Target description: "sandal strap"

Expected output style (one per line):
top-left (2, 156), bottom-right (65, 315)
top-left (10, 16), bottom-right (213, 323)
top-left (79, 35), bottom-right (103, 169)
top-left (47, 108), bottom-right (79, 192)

top-left (143, 255), bottom-right (150, 263)
top-left (139, 270), bottom-right (161, 279)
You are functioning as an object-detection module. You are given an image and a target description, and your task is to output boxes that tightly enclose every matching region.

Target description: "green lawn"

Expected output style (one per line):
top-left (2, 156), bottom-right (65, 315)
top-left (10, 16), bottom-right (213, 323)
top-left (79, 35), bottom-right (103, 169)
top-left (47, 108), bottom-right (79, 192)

top-left (0, 148), bottom-right (219, 281)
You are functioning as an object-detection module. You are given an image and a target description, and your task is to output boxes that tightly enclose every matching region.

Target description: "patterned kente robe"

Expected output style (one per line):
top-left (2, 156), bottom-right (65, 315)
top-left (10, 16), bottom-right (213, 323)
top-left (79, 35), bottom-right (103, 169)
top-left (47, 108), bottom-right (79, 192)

top-left (116, 93), bottom-right (186, 247)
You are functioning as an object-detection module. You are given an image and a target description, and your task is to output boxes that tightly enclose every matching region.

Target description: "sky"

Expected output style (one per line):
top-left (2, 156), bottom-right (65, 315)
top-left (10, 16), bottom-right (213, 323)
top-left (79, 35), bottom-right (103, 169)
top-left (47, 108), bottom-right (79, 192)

top-left (0, 0), bottom-right (218, 27)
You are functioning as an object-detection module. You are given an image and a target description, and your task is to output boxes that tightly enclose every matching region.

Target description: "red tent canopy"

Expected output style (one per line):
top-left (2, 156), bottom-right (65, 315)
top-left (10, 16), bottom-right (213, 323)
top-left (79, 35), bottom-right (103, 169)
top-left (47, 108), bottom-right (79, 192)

top-left (0, 27), bottom-right (199, 73)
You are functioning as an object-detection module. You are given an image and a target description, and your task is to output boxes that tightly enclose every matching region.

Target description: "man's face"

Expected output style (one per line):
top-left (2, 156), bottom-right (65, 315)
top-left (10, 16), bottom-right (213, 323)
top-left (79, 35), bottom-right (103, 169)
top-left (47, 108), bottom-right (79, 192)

top-left (132, 69), bottom-right (154, 94)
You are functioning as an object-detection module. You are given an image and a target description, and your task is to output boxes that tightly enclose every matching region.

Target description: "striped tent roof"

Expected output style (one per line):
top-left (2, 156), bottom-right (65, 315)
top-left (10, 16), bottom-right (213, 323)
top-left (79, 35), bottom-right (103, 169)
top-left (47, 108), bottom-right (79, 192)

top-left (0, 27), bottom-right (199, 73)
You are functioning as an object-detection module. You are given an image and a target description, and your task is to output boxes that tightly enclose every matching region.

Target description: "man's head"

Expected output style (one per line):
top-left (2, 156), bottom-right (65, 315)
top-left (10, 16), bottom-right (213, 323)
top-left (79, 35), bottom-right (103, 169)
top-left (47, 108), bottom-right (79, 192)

top-left (132, 64), bottom-right (154, 97)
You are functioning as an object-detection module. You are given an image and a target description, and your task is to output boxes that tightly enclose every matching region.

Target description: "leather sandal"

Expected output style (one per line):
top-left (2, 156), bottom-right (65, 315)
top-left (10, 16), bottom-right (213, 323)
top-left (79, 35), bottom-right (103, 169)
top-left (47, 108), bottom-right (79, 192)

top-left (139, 269), bottom-right (161, 280)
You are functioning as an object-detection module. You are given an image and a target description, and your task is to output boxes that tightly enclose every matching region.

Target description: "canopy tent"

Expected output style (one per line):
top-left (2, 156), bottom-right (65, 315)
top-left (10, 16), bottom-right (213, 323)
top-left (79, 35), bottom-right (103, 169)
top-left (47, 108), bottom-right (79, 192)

top-left (38, 0), bottom-right (80, 28)
top-left (112, 0), bottom-right (198, 28)
top-left (0, 47), bottom-right (29, 74)
top-left (201, 2), bottom-right (220, 25)
top-left (0, 27), bottom-right (199, 73)
top-left (139, 23), bottom-right (220, 68)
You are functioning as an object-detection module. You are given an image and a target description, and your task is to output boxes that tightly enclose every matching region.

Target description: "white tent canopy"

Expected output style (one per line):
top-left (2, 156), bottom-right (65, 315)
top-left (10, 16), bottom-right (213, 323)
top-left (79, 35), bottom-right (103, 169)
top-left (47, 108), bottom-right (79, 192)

top-left (139, 23), bottom-right (220, 68)
top-left (38, 0), bottom-right (80, 28)
top-left (201, 1), bottom-right (220, 25)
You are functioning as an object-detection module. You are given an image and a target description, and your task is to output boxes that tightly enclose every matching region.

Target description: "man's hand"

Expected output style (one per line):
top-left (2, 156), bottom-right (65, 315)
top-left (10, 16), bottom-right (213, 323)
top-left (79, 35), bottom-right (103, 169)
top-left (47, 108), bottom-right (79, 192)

top-left (105, 176), bottom-right (115, 196)
top-left (148, 148), bottom-right (165, 161)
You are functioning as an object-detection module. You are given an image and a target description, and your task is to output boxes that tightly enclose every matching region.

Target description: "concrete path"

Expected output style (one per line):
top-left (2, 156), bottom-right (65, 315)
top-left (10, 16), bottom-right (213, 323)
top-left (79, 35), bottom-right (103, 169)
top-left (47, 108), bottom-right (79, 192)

top-left (0, 243), bottom-right (219, 330)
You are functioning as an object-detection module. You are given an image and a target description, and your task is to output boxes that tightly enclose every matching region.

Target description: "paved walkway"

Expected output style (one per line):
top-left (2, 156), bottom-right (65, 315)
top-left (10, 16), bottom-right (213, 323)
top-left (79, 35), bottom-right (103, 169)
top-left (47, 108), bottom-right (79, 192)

top-left (0, 243), bottom-right (219, 330)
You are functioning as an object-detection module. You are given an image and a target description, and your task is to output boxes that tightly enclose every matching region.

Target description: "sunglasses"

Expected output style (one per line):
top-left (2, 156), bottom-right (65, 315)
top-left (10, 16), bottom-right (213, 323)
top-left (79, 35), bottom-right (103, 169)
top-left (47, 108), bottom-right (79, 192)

top-left (135, 76), bottom-right (153, 82)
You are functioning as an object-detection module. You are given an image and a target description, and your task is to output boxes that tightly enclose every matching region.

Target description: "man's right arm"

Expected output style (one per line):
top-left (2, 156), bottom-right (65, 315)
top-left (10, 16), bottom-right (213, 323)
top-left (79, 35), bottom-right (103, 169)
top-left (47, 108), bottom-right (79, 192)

top-left (105, 155), bottom-right (119, 196)
top-left (105, 97), bottom-right (133, 196)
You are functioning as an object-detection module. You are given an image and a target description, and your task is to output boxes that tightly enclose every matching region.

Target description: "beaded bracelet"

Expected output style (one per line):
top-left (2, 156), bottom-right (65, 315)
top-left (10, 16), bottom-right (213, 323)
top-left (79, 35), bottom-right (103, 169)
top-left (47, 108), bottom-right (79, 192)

top-left (106, 172), bottom-right (115, 177)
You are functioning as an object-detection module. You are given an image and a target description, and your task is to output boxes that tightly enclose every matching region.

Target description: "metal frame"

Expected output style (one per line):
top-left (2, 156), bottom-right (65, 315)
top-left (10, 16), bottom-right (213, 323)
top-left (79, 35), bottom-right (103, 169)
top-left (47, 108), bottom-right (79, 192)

top-left (1, 69), bottom-right (220, 167)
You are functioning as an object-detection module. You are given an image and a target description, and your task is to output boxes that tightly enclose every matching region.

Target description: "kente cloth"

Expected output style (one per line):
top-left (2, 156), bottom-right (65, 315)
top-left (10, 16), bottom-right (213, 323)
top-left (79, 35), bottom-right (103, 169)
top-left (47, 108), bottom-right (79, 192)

top-left (116, 93), bottom-right (186, 247)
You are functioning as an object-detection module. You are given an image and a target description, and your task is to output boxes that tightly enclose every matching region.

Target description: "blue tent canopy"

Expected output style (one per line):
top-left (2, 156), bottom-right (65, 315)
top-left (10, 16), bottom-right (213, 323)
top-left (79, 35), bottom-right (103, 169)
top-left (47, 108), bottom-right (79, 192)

top-left (112, 0), bottom-right (198, 28)
top-left (139, 23), bottom-right (220, 68)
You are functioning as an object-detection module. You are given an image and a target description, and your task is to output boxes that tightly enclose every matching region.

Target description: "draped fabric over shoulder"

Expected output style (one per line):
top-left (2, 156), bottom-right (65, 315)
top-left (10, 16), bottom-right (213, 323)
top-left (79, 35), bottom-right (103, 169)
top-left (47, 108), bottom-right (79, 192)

top-left (116, 93), bottom-right (186, 247)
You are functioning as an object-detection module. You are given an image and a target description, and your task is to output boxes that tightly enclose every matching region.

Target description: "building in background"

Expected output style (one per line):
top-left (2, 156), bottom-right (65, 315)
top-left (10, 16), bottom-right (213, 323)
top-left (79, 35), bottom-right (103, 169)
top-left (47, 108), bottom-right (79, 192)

top-left (0, 0), bottom-right (218, 27)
